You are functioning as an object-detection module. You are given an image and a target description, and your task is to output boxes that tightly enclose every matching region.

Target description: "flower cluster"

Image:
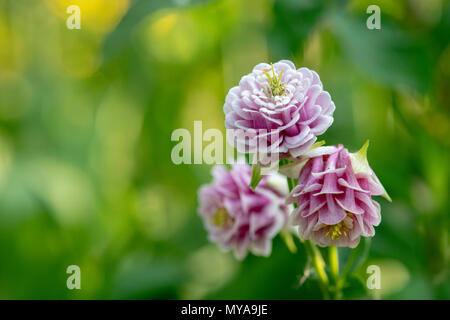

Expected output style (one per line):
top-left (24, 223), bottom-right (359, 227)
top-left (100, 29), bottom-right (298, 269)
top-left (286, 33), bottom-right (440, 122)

top-left (198, 60), bottom-right (390, 258)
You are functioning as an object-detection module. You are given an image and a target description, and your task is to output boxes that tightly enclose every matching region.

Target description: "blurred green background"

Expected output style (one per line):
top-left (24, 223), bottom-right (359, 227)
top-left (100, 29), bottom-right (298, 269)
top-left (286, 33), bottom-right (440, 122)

top-left (0, 0), bottom-right (449, 299)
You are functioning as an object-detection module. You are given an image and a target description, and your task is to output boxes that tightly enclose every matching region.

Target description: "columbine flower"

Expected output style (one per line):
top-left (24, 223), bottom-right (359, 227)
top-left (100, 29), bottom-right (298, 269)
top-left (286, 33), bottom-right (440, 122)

top-left (198, 164), bottom-right (290, 259)
top-left (287, 141), bottom-right (391, 248)
top-left (224, 60), bottom-right (335, 158)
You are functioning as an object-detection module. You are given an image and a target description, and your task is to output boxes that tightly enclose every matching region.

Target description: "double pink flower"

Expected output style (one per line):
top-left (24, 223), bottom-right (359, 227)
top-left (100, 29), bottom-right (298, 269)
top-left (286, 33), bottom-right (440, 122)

top-left (223, 60), bottom-right (335, 157)
top-left (198, 164), bottom-right (290, 259)
top-left (287, 143), bottom-right (390, 248)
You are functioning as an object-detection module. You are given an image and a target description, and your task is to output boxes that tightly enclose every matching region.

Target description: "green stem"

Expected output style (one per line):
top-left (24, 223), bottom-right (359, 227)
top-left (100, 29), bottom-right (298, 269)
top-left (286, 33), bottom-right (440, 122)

top-left (287, 176), bottom-right (330, 300)
top-left (329, 246), bottom-right (343, 299)
top-left (329, 246), bottom-right (339, 281)
top-left (304, 240), bottom-right (330, 299)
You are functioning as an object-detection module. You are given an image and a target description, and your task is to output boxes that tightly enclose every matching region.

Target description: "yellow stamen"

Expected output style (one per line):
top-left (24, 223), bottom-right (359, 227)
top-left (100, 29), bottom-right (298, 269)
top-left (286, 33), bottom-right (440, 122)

top-left (211, 208), bottom-right (234, 227)
top-left (323, 212), bottom-right (354, 241)
top-left (263, 63), bottom-right (286, 96)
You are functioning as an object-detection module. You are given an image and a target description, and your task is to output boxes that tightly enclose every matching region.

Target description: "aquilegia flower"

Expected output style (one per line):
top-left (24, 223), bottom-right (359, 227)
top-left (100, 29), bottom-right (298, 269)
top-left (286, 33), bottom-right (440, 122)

top-left (287, 141), bottom-right (391, 248)
top-left (224, 60), bottom-right (335, 158)
top-left (198, 164), bottom-right (290, 259)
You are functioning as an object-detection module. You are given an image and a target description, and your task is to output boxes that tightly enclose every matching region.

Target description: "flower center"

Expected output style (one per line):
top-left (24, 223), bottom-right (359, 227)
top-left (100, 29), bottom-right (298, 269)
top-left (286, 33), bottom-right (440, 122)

top-left (264, 64), bottom-right (286, 97)
top-left (324, 212), bottom-right (354, 240)
top-left (211, 208), bottom-right (234, 228)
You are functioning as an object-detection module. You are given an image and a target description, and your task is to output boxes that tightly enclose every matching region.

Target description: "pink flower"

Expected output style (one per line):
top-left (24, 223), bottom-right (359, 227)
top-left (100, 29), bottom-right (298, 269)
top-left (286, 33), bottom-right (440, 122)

top-left (287, 142), bottom-right (391, 248)
top-left (224, 60), bottom-right (335, 158)
top-left (198, 164), bottom-right (290, 259)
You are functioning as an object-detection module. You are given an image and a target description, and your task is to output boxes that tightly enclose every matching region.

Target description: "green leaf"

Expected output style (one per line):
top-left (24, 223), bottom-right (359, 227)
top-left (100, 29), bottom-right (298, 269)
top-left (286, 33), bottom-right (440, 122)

top-left (341, 237), bottom-right (371, 279)
top-left (249, 163), bottom-right (263, 190)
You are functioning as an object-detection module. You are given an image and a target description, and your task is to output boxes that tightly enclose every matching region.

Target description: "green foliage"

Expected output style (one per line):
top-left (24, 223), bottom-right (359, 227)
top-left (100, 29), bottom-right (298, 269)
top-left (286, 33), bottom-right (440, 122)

top-left (0, 0), bottom-right (448, 299)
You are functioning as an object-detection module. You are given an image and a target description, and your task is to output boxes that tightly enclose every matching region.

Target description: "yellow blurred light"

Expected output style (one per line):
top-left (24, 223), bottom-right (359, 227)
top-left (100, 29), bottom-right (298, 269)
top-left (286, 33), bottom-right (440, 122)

top-left (144, 9), bottom-right (198, 63)
top-left (45, 0), bottom-right (131, 35)
top-left (143, 0), bottom-right (239, 63)
top-left (151, 12), bottom-right (178, 38)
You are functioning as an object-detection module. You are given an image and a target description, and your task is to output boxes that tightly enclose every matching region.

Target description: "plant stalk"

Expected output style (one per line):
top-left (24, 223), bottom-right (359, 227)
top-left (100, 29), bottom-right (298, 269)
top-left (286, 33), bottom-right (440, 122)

top-left (329, 246), bottom-right (339, 281)
top-left (329, 246), bottom-right (343, 299)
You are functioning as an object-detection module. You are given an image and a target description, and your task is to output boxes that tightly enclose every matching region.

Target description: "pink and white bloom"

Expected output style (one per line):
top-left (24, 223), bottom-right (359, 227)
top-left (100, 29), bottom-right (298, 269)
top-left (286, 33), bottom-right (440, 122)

top-left (287, 141), bottom-right (391, 248)
top-left (198, 164), bottom-right (290, 259)
top-left (224, 60), bottom-right (335, 158)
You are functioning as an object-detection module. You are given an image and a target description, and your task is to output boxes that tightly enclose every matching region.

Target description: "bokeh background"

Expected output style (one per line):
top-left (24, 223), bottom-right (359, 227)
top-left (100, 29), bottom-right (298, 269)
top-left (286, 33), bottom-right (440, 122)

top-left (0, 0), bottom-right (449, 299)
